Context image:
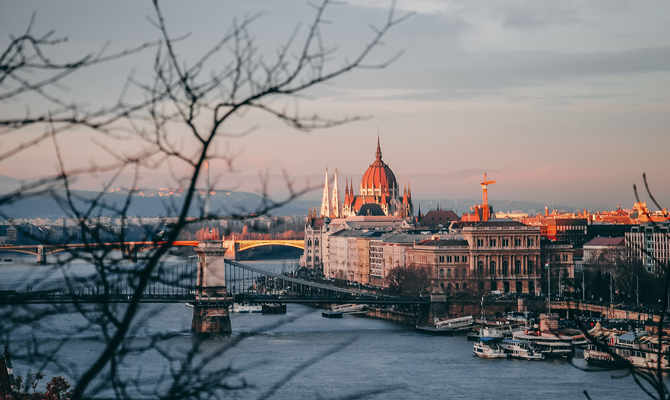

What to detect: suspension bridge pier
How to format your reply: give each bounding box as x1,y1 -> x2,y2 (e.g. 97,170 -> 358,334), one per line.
36,245 -> 46,264
417,293 -> 449,326
191,240 -> 232,334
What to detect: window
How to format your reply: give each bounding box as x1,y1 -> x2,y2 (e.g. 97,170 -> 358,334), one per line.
502,261 -> 509,276
491,282 -> 497,291
455,269 -> 459,277
514,238 -> 522,246
528,238 -> 534,247
562,254 -> 568,262
307,239 -> 312,246
462,256 -> 468,263
555,255 -> 560,262
439,268 -> 444,278
462,269 -> 467,277
478,282 -> 485,291
490,261 -> 496,275
447,269 -> 452,277
439,256 -> 445,263
528,261 -> 534,275
490,238 -> 497,247
446,256 -> 452,263
515,260 -> 521,275
454,256 -> 460,263
463,283 -> 467,291
315,239 -> 319,246
455,283 -> 460,290
477,261 -> 484,275
315,256 -> 319,262
477,238 -> 484,247
502,238 -> 509,247
307,256 -> 312,261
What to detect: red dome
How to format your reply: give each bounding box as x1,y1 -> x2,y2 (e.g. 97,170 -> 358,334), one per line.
361,138 -> 397,194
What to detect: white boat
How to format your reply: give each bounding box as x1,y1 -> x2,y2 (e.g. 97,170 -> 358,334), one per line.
473,337 -> 507,359
512,332 -> 574,357
501,339 -> 545,361
417,316 -> 474,336
232,302 -> 262,313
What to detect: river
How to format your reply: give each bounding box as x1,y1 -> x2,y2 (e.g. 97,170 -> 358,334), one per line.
0,256 -> 653,399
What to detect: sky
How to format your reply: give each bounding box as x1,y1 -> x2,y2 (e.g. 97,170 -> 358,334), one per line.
1,0 -> 669,211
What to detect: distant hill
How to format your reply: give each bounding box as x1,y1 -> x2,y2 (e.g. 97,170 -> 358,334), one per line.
0,189 -> 309,219
0,175 -> 575,219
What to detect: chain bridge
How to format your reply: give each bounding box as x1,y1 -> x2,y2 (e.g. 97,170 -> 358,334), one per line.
0,241 -> 199,263
0,239 -> 305,263
0,240 -> 438,334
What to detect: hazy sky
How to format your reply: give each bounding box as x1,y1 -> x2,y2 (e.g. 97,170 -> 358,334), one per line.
2,0 -> 669,211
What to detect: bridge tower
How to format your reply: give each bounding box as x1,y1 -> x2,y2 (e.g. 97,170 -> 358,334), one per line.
191,240 -> 232,334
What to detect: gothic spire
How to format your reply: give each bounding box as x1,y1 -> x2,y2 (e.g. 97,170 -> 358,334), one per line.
331,168 -> 342,218
375,133 -> 382,161
320,168 -> 330,218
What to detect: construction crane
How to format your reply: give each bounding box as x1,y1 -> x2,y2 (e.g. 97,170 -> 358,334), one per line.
481,173 -> 496,221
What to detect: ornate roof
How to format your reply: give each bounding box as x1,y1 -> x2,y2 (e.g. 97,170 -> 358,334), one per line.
361,137 -> 397,193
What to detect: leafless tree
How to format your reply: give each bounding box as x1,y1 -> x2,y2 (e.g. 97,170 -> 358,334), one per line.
0,1 -> 411,398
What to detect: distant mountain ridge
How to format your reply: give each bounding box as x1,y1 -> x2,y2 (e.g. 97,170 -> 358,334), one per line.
0,176 -> 577,219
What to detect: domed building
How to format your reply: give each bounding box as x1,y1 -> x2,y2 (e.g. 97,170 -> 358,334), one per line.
320,137 -> 413,218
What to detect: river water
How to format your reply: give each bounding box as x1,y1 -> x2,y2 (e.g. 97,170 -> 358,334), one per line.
0,255 -> 654,399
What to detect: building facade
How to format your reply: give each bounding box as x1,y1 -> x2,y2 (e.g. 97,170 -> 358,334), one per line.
626,222 -> 670,274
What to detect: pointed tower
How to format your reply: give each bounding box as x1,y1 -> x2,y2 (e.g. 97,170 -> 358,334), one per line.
331,168 -> 342,218
320,168 -> 330,218
407,181 -> 413,216
344,177 -> 350,207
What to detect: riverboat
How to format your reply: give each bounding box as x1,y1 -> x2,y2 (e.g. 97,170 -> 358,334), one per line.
473,337 -> 507,359
501,339 -> 545,361
322,310 -> 343,318
512,332 -> 574,357
416,316 -> 474,336
232,302 -> 262,313
583,343 -> 624,368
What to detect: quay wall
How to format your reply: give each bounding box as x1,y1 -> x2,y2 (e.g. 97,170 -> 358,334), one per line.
366,308 -> 418,326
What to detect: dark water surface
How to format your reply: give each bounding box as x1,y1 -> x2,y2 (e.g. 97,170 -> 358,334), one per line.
0,258 -> 652,399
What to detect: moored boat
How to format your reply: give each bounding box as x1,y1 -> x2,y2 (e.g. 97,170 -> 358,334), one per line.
501,339 -> 545,361
583,343 -> 625,368
473,337 -> 507,359
232,302 -> 262,313
512,332 -> 574,357
322,310 -> 343,318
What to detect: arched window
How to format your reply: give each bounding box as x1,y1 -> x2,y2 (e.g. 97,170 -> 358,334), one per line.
315,238 -> 319,246
462,269 -> 467,277
439,269 -> 444,278
477,261 -> 484,275
307,239 -> 312,246
463,283 -> 467,291
515,260 -> 521,275
455,283 -> 460,290
491,281 -> 497,291
502,261 -> 509,276
490,261 -> 496,275
528,261 -> 535,275
447,269 -> 452,277
455,269 -> 459,278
